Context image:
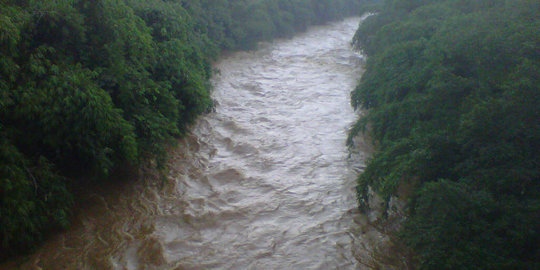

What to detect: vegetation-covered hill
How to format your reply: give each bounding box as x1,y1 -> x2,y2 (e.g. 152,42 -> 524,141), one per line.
0,0 -> 363,259
351,0 -> 539,268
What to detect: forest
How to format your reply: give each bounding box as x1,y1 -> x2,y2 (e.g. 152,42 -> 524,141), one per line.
351,0 -> 539,268
0,0 -> 363,259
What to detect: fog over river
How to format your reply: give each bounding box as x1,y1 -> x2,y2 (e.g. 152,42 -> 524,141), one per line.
3,16 -> 384,270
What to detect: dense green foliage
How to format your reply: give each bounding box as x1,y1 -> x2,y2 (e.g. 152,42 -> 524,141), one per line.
351,0 -> 539,268
0,0 -> 362,260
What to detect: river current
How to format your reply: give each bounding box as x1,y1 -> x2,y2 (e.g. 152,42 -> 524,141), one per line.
3,16 -> 383,270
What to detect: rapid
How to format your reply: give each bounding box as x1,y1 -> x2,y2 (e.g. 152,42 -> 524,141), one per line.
2,16 -> 384,270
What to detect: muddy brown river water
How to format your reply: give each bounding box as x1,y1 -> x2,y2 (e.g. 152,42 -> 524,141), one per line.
2,16 -> 388,270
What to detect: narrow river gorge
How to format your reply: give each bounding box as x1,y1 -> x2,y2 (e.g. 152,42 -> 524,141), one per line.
3,16 -> 386,270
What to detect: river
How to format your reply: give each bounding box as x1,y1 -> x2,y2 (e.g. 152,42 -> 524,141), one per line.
2,16 -> 383,270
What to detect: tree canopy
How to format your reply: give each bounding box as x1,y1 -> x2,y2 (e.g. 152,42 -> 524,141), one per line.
351,0 -> 539,268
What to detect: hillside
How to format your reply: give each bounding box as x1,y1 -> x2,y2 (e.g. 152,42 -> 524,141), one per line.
350,0 -> 539,268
